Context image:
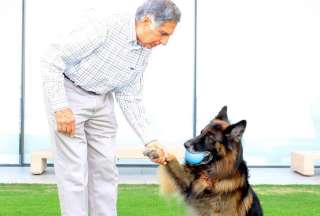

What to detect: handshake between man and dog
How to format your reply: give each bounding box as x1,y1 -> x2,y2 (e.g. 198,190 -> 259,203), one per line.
144,106 -> 263,216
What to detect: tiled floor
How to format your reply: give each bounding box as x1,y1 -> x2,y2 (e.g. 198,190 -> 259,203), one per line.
0,166 -> 319,184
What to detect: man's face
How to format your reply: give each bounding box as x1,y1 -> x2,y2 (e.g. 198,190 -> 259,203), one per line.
136,18 -> 177,49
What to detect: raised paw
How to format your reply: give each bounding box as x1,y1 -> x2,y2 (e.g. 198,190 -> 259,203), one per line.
143,148 -> 161,160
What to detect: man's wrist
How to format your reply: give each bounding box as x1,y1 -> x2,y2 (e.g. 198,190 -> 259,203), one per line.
144,139 -> 159,147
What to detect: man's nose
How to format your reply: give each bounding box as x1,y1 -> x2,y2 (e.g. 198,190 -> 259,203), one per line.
160,37 -> 169,45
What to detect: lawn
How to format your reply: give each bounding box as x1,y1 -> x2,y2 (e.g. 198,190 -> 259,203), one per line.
0,184 -> 319,215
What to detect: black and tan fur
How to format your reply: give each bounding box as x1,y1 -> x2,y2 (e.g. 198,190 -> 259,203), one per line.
147,106 -> 263,216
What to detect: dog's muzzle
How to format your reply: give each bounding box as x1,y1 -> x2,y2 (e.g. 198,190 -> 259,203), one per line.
184,150 -> 213,166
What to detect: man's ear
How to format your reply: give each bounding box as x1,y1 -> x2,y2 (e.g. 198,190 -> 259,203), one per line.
215,106 -> 228,122
225,120 -> 246,143
139,16 -> 152,26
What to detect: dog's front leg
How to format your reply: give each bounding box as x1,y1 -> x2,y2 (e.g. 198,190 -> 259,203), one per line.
144,148 -> 194,193
164,153 -> 194,194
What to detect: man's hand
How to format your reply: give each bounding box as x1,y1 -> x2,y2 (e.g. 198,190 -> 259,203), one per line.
143,140 -> 167,165
54,108 -> 75,137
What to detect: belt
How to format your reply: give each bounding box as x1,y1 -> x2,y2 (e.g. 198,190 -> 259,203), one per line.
63,73 -> 100,95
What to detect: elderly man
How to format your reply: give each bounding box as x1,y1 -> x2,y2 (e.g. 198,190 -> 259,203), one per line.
41,0 -> 181,215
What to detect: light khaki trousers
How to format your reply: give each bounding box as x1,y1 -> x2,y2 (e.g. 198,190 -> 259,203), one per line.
45,78 -> 118,216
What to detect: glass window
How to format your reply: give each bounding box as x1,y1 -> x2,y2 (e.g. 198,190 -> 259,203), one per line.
197,0 -> 320,165
24,0 -> 194,164
0,0 -> 22,164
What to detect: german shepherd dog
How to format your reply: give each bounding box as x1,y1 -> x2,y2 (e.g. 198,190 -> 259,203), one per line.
145,106 -> 263,216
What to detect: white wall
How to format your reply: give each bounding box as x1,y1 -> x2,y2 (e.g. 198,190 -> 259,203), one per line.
197,0 -> 320,165
24,0 -> 194,163
0,0 -> 22,164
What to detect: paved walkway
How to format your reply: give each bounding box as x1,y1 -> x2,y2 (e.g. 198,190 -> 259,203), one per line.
0,166 -> 319,184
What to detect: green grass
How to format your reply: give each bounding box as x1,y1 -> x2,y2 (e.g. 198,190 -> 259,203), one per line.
0,184 -> 319,215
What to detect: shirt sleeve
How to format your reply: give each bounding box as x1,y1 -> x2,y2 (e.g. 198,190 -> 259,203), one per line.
114,72 -> 157,145
41,15 -> 108,111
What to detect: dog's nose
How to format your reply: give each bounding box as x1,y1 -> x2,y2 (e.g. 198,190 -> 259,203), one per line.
184,141 -> 191,149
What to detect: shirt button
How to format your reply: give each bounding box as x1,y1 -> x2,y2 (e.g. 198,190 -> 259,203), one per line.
129,67 -> 135,70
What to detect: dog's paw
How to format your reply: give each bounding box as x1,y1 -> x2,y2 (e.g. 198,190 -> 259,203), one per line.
143,148 -> 161,160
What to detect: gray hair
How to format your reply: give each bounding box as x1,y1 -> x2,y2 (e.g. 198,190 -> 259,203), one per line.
135,0 -> 181,25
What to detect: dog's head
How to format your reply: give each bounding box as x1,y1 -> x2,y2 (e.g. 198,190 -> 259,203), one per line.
184,106 -> 246,174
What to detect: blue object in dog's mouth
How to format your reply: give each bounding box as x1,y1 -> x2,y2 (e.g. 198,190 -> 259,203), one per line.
184,150 -> 211,165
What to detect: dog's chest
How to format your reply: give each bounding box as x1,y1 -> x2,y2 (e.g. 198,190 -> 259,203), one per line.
187,194 -> 238,216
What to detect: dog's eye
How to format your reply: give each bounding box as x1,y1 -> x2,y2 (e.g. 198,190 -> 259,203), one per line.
212,124 -> 222,130
207,131 -> 215,137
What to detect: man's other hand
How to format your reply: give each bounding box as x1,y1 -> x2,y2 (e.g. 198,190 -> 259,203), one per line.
54,108 -> 75,137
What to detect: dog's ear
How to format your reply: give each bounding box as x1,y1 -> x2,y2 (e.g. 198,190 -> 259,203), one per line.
225,120 -> 246,143
215,106 -> 228,122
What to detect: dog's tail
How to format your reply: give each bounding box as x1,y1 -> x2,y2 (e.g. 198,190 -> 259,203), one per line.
158,165 -> 178,195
